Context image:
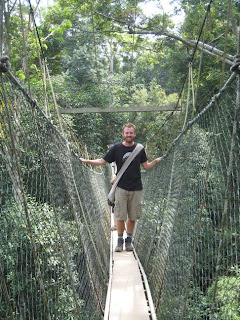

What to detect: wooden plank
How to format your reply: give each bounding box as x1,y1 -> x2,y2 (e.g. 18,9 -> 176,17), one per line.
109,258 -> 150,320
107,229 -> 150,320
59,105 -> 179,114
133,251 -> 157,320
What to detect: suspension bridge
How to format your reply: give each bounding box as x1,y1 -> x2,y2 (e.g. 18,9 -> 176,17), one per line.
1,52 -> 240,319
1,1 -> 240,320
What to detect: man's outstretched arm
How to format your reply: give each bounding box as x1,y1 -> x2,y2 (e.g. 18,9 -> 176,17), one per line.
79,158 -> 107,166
142,157 -> 162,171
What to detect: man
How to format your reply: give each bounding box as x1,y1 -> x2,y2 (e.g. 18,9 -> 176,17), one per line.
80,123 -> 162,252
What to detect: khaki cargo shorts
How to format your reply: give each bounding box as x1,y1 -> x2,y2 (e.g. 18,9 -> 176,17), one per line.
114,187 -> 142,221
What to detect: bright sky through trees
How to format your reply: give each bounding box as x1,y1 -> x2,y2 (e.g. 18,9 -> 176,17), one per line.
38,0 -> 184,25
139,0 -> 184,27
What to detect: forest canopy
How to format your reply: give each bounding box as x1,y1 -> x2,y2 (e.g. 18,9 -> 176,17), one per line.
1,0 -> 238,155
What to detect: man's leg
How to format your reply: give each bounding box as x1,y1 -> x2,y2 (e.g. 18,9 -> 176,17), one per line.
126,219 -> 135,233
115,220 -> 125,252
117,220 -> 125,234
125,190 -> 142,251
114,187 -> 128,252
125,219 -> 135,251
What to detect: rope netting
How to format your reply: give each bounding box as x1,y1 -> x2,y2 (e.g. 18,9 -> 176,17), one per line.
134,70 -> 240,319
0,71 -> 111,319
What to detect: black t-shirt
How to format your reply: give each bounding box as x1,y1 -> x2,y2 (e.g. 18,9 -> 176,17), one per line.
103,142 -> 147,191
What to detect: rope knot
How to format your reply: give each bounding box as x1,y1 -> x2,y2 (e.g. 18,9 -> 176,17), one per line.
0,56 -> 11,73
230,55 -> 240,74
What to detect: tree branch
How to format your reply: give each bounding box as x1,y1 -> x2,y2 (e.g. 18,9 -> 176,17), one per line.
129,29 -> 234,65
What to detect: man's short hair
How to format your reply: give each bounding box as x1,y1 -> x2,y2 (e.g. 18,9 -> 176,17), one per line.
122,123 -> 136,133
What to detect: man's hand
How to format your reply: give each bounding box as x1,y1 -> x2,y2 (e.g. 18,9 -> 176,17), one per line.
142,157 -> 162,170
79,158 -> 106,166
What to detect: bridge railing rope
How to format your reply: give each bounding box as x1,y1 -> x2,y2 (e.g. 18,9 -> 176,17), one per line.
0,69 -> 111,319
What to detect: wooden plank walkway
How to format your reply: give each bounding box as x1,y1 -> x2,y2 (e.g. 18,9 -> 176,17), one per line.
104,214 -> 156,320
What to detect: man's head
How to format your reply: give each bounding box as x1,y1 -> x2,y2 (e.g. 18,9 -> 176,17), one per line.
122,123 -> 136,145
122,123 -> 136,133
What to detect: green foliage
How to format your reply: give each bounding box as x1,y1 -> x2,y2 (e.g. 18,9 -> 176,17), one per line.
0,198 -> 83,319
206,270 -> 240,319
3,0 -> 237,160
146,13 -> 174,31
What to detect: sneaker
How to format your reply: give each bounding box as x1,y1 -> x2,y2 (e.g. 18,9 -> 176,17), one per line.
125,237 -> 133,251
115,238 -> 124,252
